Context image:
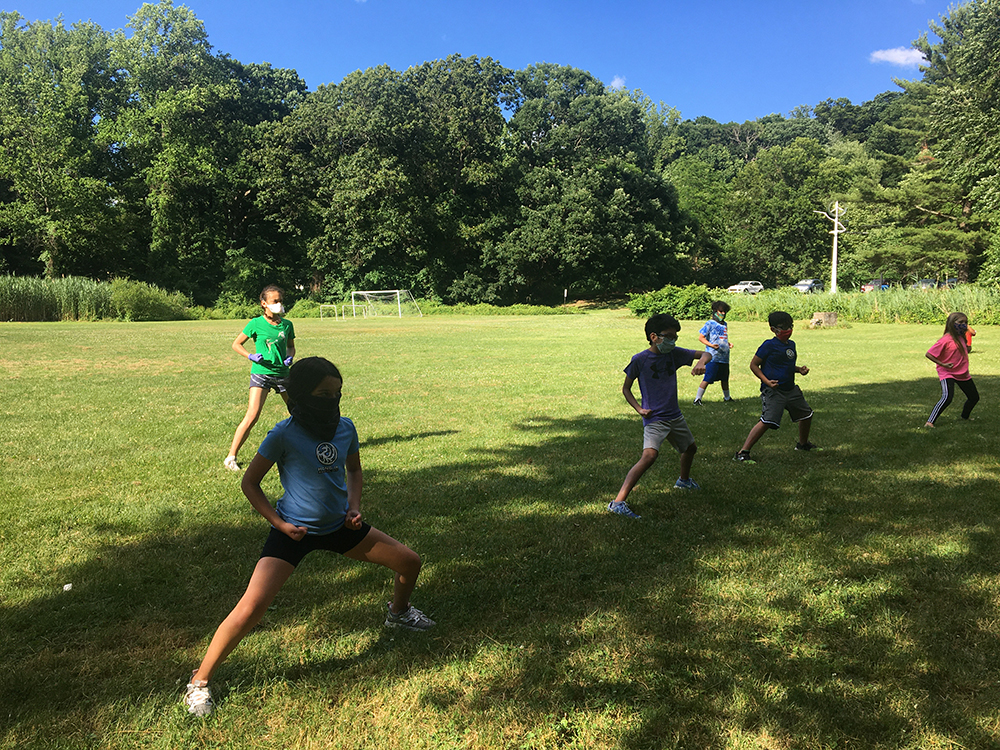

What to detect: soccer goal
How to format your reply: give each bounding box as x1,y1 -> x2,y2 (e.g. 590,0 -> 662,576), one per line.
349,290 -> 423,319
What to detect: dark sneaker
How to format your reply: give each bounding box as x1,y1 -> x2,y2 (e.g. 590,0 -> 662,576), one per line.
385,603 -> 435,631
693,399 -> 703,406
733,450 -> 756,464
607,501 -> 641,519
723,396 -> 734,402
795,441 -> 822,451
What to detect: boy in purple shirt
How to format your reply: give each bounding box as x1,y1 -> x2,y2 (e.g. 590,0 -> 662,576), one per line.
609,313 -> 711,520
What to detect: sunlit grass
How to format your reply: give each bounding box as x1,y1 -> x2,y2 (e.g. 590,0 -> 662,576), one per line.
2,312 -> 1000,748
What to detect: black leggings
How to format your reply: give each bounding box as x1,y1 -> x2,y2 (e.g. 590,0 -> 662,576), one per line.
927,378 -> 979,423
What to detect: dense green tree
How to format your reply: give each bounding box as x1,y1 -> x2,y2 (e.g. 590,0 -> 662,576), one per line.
722,138 -> 856,285
912,0 -> 1000,280
0,13 -> 121,277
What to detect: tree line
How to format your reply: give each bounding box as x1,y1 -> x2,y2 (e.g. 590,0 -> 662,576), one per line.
2,0 -> 998,306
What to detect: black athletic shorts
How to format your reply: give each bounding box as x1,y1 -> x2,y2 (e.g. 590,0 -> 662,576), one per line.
259,522 -> 372,567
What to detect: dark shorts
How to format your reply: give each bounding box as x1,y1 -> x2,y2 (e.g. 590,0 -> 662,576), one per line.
260,522 -> 372,567
249,372 -> 288,393
760,385 -> 812,429
703,360 -> 730,385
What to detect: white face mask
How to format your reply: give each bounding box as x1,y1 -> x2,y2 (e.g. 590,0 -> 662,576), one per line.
266,302 -> 285,315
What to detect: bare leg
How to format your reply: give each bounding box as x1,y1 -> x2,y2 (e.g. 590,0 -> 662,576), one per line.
741,421 -> 770,452
228,387 -> 268,459
614,448 -> 658,504
344,527 -> 422,614
797,416 -> 812,445
678,443 -> 697,481
192,556 -> 295,683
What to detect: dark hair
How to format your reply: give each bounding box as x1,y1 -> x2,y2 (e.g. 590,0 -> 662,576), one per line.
287,357 -> 342,405
768,311 -> 793,329
259,284 -> 283,302
645,313 -> 681,341
944,311 -> 969,353
711,300 -> 731,314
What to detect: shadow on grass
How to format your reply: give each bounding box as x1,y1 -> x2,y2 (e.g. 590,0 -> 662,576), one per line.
3,375 -> 1000,748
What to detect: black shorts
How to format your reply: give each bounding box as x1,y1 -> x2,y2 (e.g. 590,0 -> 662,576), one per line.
260,522 -> 372,567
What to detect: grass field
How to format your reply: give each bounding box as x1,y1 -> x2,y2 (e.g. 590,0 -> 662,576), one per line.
2,311 -> 1000,749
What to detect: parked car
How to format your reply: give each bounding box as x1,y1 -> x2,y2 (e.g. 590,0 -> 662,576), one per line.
793,279 -> 824,294
911,279 -> 938,290
727,280 -> 764,294
942,278 -> 960,288
861,279 -> 889,293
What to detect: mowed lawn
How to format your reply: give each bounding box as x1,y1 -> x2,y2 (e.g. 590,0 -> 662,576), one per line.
2,311 -> 1000,749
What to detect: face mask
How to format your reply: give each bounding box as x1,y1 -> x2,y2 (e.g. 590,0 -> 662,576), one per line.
290,394 -> 341,440
774,329 -> 793,343
956,323 -> 968,332
713,313 -> 726,322
656,339 -> 676,354
266,302 -> 285,315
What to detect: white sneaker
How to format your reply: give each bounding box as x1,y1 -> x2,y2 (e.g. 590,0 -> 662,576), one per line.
223,456 -> 241,472
183,675 -> 214,716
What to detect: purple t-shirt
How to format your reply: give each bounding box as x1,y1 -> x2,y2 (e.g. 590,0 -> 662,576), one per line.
624,347 -> 699,425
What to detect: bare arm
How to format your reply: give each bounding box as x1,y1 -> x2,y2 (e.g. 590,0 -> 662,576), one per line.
622,375 -> 651,418
698,333 -> 716,349
241,453 -> 307,540
749,355 -> 779,388
232,332 -> 252,359
343,452 -> 363,530
691,351 -> 712,376
926,352 -> 953,369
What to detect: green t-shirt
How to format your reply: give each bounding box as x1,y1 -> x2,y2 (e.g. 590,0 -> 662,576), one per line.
242,316 -> 295,376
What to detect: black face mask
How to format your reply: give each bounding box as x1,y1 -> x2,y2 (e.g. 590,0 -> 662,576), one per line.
289,394 -> 341,441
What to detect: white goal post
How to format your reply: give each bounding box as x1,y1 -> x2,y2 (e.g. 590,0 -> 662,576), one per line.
348,290 -> 423,319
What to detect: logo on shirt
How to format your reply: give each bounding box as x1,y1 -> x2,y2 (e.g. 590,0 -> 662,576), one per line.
316,442 -> 338,466
785,348 -> 795,359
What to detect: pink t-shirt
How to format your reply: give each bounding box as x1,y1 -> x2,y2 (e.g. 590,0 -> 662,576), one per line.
927,334 -> 970,381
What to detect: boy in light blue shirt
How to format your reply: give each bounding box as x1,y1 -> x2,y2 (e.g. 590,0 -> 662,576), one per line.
694,300 -> 733,405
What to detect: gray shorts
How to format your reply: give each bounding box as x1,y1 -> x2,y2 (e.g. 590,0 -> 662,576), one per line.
249,372 -> 288,393
643,417 -> 695,453
760,385 -> 812,429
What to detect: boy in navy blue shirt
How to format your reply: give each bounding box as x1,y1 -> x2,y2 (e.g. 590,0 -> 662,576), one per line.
734,311 -> 818,464
609,313 -> 711,519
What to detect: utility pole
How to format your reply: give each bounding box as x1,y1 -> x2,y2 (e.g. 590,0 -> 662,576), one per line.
814,202 -> 846,293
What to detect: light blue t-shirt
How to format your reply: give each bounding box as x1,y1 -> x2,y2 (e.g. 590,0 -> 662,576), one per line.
699,319 -> 730,363
257,416 -> 360,534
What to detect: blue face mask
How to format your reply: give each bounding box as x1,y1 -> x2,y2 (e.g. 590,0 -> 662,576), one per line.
656,339 -> 676,354
956,323 -> 968,332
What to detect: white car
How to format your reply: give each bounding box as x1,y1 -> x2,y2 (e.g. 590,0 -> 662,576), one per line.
727,280 -> 764,294
793,279 -> 824,294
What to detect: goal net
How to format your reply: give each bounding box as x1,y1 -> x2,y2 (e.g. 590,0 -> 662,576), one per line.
348,290 -> 423,319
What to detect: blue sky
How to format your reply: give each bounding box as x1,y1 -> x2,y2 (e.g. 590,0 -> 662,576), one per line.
7,0 -> 954,122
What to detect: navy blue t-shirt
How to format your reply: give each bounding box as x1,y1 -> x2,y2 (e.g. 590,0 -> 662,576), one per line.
755,337 -> 797,391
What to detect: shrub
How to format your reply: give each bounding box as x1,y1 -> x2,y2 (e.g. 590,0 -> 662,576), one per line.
285,299 -> 322,318
418,299 -> 579,316
109,279 -> 190,321
626,284 -> 715,320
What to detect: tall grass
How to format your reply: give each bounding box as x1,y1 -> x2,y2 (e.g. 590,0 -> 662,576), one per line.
0,276 -> 190,322
632,284 -> 1000,325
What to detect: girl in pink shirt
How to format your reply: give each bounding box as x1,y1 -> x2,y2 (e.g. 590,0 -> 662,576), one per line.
925,312 -> 979,426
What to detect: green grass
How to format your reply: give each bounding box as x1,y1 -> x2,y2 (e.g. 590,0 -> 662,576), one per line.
2,312 -> 1000,749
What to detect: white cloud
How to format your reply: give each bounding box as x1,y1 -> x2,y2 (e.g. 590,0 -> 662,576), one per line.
610,75 -> 626,90
870,47 -> 927,66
